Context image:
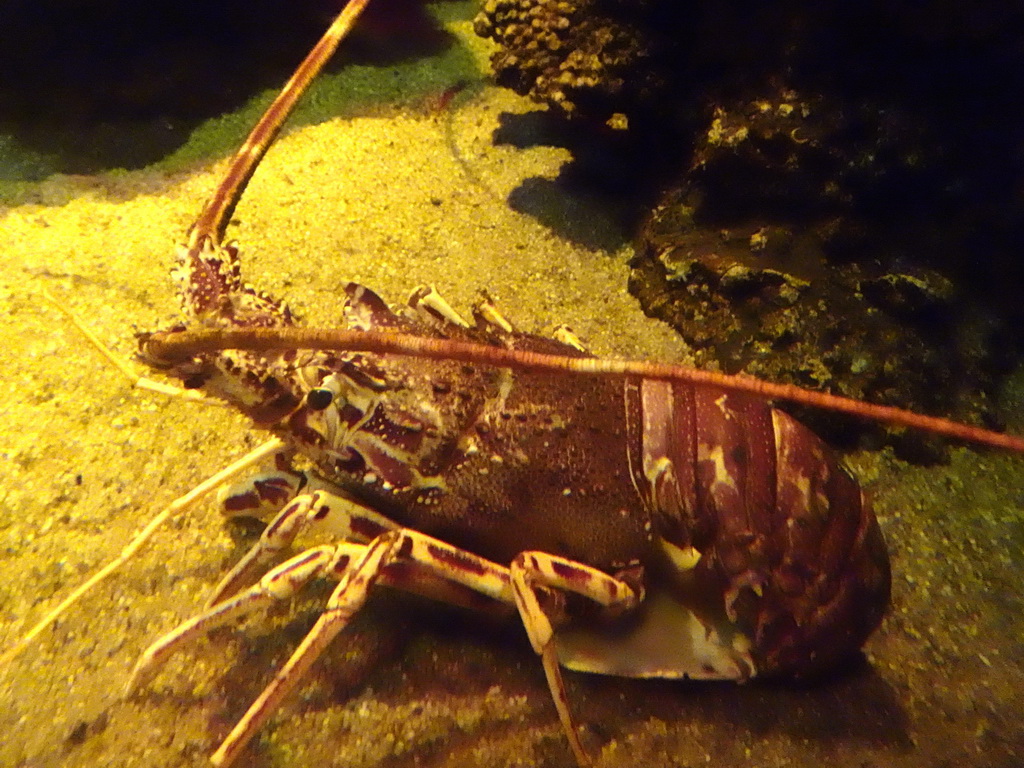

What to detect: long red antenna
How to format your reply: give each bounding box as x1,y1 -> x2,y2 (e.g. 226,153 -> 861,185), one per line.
142,326 -> 1024,454
189,0 -> 373,251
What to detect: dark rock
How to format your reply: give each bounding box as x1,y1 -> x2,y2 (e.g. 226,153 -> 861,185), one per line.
477,0 -> 1024,446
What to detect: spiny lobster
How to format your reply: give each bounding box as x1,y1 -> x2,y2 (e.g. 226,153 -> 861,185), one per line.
7,2 -> 1024,767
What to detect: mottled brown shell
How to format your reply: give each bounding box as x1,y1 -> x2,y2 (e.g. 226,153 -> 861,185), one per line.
750,408 -> 890,676
684,392 -> 890,677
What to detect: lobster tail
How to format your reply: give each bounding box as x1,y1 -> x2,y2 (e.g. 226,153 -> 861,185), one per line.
637,382 -> 891,678
752,409 -> 890,676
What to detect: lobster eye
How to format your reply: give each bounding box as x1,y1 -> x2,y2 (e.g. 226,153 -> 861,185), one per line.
307,387 -> 334,411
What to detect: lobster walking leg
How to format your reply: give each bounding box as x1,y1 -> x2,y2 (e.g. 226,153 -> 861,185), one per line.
210,532 -> 404,767
209,527 -> 561,766
132,506 -> 652,768
128,533 -> 515,697
126,544 -> 357,692
510,552 -> 645,766
206,489 -> 402,606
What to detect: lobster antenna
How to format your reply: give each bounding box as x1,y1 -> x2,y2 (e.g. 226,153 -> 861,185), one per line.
144,325 -> 1024,455
0,437 -> 286,669
42,290 -> 224,404
189,0 -> 373,251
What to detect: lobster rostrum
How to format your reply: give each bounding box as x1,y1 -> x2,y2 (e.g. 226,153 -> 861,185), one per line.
10,1 -> 1024,766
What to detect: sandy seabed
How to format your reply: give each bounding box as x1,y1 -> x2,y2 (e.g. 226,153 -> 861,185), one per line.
1,4 -> 1023,767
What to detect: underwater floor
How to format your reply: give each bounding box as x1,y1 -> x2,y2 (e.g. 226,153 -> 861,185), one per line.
1,4 -> 1022,767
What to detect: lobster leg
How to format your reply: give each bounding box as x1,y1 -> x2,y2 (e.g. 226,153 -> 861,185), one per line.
206,488 -> 402,606
510,552 -> 645,766
205,529 -> 515,767
126,544 -> 358,693
216,464 -> 307,520
131,519 -> 648,766
127,537 -> 518,699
